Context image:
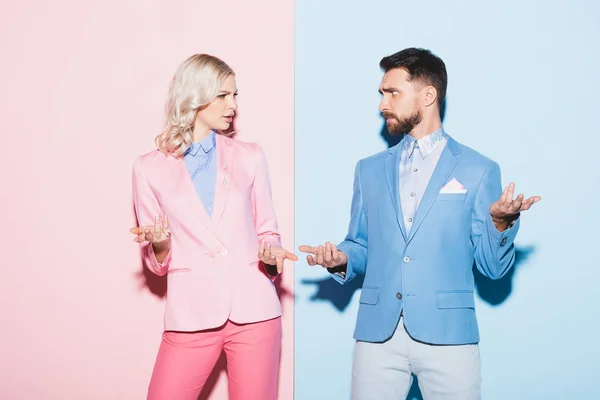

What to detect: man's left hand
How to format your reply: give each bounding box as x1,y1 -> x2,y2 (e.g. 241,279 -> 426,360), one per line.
490,182 -> 541,231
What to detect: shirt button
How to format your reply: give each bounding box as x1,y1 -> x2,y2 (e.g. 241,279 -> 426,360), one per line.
403,256 -> 410,263
396,293 -> 403,300
413,168 -> 418,172
410,192 -> 415,197
221,248 -> 228,256
408,218 -> 413,222
500,237 -> 507,246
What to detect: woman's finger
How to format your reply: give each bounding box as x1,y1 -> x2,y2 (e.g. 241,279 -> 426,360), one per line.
163,215 -> 170,237
276,255 -> 284,274
154,216 -> 161,239
144,229 -> 154,242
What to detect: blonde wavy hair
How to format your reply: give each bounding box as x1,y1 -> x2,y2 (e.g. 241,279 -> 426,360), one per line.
156,54 -> 235,157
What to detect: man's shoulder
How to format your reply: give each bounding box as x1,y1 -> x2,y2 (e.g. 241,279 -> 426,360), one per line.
453,138 -> 499,171
357,147 -> 392,167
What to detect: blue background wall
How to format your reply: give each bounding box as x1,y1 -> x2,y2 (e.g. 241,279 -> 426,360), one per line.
295,1 -> 600,398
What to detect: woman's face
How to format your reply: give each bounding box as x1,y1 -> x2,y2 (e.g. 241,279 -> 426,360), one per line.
194,74 -> 238,137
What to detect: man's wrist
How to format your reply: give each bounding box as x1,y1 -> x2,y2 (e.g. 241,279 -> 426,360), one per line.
491,214 -> 519,232
327,264 -> 347,274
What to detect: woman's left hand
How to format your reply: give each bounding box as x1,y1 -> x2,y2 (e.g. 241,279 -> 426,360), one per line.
258,241 -> 299,274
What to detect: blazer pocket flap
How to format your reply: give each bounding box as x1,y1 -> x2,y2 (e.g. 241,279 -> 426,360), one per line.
436,291 -> 475,309
359,287 -> 379,305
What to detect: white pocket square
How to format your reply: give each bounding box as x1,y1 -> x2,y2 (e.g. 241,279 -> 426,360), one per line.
439,178 -> 467,194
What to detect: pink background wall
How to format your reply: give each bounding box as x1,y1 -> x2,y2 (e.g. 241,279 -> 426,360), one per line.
0,1 -> 294,399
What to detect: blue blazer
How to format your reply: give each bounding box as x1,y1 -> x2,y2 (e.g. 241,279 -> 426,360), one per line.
335,135 -> 519,345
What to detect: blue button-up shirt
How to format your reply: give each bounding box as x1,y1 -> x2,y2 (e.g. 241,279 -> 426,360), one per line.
184,131 -> 218,216
399,128 -> 447,233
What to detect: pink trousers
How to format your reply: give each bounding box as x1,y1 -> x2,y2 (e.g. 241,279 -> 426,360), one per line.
147,317 -> 281,400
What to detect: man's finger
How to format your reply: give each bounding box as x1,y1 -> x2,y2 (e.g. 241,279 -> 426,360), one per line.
520,199 -> 533,211
324,242 -> 332,265
276,256 -> 284,274
307,255 -> 316,266
520,196 -> 538,211
316,246 -> 324,265
505,183 -> 515,205
285,251 -> 299,261
258,241 -> 265,258
500,185 -> 510,204
298,245 -> 317,254
163,215 -> 169,233
509,194 -> 524,213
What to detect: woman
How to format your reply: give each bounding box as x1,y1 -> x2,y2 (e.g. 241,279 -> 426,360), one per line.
130,54 -> 297,400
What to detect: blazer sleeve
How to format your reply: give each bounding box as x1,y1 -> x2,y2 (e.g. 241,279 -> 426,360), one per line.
132,156 -> 172,276
333,160 -> 368,284
471,161 -> 520,279
250,144 -> 282,279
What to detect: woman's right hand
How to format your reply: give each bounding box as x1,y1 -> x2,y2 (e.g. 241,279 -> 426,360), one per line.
130,215 -> 171,250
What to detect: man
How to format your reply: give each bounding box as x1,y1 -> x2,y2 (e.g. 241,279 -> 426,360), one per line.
299,48 -> 540,399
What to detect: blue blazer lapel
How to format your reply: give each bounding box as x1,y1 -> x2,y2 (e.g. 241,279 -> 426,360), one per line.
385,143 -> 408,241
407,136 -> 462,243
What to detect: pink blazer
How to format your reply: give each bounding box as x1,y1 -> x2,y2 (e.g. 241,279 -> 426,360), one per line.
132,134 -> 282,332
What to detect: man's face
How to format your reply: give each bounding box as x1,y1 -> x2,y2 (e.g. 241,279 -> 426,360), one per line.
378,68 -> 423,135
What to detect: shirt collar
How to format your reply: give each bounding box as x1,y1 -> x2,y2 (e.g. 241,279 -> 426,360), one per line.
403,128 -> 446,159
186,131 -> 216,157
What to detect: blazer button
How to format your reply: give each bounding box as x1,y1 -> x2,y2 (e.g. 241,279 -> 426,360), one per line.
221,248 -> 228,256
396,293 -> 403,300
403,256 -> 410,263
500,237 -> 507,246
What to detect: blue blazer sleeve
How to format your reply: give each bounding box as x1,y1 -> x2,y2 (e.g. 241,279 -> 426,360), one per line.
334,161 -> 368,284
471,161 -> 520,279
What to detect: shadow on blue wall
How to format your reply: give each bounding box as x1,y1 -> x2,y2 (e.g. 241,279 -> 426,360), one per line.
302,274 -> 364,312
474,245 -> 535,306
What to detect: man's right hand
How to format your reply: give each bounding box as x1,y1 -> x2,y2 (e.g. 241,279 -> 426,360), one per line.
298,242 -> 348,269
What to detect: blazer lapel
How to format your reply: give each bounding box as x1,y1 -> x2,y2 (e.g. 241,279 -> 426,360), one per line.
169,155 -> 218,237
385,143 -> 408,241
211,134 -> 233,227
407,136 -> 461,243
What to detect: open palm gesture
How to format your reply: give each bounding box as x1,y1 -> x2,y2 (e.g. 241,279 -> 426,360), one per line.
130,215 -> 171,245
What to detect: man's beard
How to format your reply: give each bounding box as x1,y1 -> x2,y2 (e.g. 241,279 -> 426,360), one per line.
383,111 -> 422,136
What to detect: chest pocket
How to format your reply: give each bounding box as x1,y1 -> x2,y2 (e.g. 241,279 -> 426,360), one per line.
437,192 -> 467,202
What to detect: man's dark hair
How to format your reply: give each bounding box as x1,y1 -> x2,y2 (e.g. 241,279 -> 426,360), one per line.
380,48 -> 447,107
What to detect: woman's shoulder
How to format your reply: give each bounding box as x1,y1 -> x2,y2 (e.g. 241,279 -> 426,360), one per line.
133,148 -> 173,172
219,134 -> 264,155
